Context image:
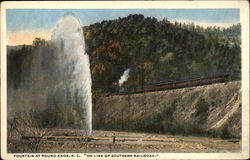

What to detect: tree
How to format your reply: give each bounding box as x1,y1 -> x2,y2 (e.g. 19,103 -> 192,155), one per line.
32,37 -> 45,47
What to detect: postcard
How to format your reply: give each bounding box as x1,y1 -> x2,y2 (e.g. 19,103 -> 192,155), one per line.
1,1 -> 249,159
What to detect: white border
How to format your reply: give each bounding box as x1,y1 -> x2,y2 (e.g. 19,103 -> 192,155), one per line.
1,1 -> 249,159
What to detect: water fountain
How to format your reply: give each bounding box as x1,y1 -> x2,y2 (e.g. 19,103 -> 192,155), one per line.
52,13 -> 92,136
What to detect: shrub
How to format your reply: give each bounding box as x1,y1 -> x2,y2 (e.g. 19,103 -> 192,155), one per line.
192,98 -> 209,123
7,109 -> 47,152
220,124 -> 232,139
194,98 -> 209,116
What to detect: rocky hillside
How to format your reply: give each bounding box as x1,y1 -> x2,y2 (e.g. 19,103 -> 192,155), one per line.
93,81 -> 241,139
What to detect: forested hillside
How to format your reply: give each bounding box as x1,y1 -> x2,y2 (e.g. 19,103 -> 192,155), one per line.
83,14 -> 241,97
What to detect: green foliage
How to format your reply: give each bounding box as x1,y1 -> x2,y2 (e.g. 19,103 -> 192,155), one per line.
220,124 -> 232,139
8,42 -> 87,129
7,43 -> 56,89
192,98 -> 210,123
38,104 -> 85,129
8,14 -> 241,95
33,37 -> 46,47
84,14 -> 241,94
194,99 -> 209,116
7,45 -> 32,88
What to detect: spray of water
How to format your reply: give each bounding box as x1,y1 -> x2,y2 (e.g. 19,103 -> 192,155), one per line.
52,13 -> 92,135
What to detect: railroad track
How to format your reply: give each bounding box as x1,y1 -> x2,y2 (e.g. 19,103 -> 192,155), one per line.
133,75 -> 230,93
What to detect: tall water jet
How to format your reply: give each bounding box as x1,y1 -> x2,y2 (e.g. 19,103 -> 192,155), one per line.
52,13 -> 92,135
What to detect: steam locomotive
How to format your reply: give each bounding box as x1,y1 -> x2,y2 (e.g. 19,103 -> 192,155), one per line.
133,75 -> 229,93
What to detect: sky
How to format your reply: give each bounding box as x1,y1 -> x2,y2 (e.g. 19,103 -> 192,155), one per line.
6,9 -> 240,46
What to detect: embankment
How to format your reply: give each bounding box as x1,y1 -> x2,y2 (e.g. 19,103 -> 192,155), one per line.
93,81 -> 241,138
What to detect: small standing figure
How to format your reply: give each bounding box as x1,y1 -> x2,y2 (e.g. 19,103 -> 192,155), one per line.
112,133 -> 116,143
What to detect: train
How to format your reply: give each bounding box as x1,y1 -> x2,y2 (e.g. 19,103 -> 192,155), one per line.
133,75 -> 229,93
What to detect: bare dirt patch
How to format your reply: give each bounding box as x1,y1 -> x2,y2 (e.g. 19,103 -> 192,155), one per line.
8,129 -> 241,153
